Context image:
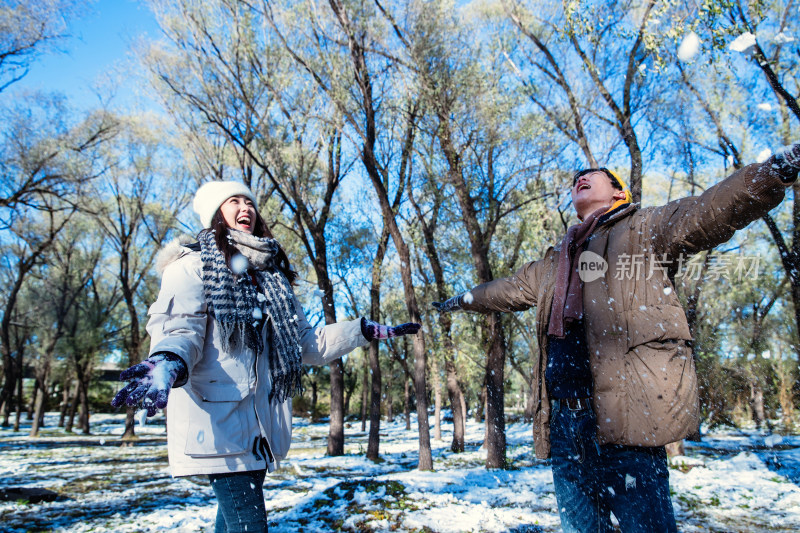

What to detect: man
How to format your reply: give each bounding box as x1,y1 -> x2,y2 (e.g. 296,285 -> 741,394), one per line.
433,144 -> 800,532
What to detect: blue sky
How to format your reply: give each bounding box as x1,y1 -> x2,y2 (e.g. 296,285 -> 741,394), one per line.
14,0 -> 161,110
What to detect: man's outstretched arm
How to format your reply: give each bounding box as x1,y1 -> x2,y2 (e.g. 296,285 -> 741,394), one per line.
651,143 -> 800,258
432,253 -> 552,315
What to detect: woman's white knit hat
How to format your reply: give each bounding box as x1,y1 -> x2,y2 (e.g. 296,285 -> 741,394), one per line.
193,181 -> 257,228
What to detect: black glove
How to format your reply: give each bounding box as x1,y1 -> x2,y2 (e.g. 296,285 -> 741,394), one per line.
772,143 -> 800,183
432,294 -> 465,313
111,352 -> 188,416
361,317 -> 421,341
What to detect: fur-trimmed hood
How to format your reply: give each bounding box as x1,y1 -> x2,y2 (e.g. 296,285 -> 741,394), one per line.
155,235 -> 198,275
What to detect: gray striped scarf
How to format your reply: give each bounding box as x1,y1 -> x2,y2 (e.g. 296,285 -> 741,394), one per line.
198,229 -> 302,403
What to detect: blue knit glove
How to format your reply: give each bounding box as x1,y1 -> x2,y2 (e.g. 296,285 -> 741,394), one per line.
111,352 -> 188,416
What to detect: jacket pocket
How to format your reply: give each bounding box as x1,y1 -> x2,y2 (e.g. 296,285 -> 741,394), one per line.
183,384 -> 249,457
147,296 -> 174,316
622,304 -> 692,349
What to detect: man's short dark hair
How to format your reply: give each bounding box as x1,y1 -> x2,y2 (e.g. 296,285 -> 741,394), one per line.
572,168 -> 624,191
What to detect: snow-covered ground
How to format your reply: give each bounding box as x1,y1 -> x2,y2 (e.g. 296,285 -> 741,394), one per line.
1,412 -> 799,532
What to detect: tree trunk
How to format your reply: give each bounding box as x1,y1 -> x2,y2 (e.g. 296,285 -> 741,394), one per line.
318,267 -> 344,456
484,391 -> 490,447
366,226 -> 389,461
436,121 -> 506,468
328,358 -> 345,452
749,380 -> 767,430
30,367 -> 51,437
65,381 -> 79,433
433,356 -> 442,441
58,378 -> 71,427
366,339 -> 382,460
484,313 -> 507,467
120,250 -> 142,441
407,183 -> 467,452
331,8 -> 431,466
446,358 -> 466,452
0,358 -> 15,427
360,350 -> 368,432
386,360 -> 394,423
344,369 -> 355,418
524,372 -> 535,423
311,379 -> 318,419
78,380 -> 90,434
14,365 -> 23,431
476,387 -> 485,423
404,375 -> 411,431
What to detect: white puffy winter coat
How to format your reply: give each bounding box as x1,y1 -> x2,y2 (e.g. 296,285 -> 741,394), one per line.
146,243 -> 368,477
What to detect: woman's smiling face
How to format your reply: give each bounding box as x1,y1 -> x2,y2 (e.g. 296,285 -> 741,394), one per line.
219,195 -> 257,233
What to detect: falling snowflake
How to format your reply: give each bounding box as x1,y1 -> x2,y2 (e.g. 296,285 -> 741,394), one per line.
230,253 -> 249,274
677,32 -> 701,61
729,32 -> 757,54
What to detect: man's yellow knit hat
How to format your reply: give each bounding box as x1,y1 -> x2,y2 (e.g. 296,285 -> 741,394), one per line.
605,169 -> 633,204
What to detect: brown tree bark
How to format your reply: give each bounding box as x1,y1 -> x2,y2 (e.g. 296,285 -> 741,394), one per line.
65,381 -> 79,433
1,211 -> 70,426
435,123 -> 508,468
386,358 -> 394,423
29,369 -> 50,437
366,226 -> 390,461
58,378 -> 71,428
407,180 -> 467,452
432,355 -> 442,442
264,0 -> 432,469
360,350 -> 369,432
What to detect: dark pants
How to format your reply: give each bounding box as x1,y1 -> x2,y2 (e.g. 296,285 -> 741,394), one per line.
549,400 -> 677,533
208,470 -> 268,533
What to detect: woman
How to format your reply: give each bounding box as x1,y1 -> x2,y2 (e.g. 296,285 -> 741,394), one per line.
112,181 -> 420,532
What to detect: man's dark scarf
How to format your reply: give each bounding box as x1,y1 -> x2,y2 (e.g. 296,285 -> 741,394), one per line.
198,229 -> 301,403
548,203 -> 633,338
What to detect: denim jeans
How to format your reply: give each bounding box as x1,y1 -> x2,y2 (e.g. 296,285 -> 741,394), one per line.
549,400 -> 677,533
208,470 -> 268,533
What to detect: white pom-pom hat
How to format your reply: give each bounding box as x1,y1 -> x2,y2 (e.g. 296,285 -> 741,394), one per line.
193,181 -> 257,228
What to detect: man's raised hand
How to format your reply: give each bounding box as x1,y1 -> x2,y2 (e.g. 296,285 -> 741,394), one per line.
432,294 -> 465,313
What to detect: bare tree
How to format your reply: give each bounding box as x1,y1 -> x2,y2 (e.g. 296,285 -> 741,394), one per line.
90,116 -> 187,439
0,0 -> 86,93
0,200 -> 74,425
27,218 -> 100,436
261,0 -> 434,468
388,1 -> 549,467
0,97 -> 109,424
0,96 -> 115,214
406,162 -> 467,452
146,0 -> 360,455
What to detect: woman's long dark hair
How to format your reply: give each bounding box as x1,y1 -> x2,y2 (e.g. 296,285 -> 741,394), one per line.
207,207 -> 298,285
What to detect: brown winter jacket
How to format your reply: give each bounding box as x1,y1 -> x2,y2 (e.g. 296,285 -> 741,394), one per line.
461,162 -> 792,459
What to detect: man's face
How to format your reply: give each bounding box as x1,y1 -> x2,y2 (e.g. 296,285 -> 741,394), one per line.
571,171 -> 623,217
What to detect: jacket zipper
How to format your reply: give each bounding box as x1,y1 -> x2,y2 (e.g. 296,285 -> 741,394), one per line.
250,273 -> 275,465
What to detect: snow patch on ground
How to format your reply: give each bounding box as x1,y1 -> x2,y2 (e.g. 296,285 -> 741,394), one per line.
1,413 -> 799,532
